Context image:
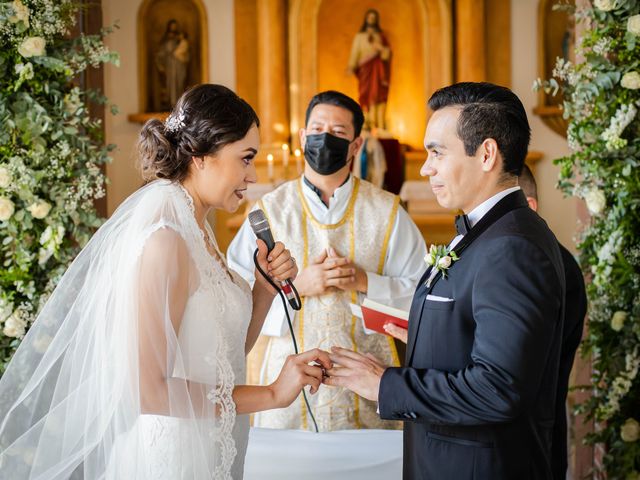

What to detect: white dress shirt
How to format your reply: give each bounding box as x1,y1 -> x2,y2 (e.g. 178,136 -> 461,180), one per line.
424,186 -> 522,288
449,186 -> 521,250
227,175 -> 427,336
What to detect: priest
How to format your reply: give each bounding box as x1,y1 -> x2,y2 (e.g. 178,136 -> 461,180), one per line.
227,90 -> 426,431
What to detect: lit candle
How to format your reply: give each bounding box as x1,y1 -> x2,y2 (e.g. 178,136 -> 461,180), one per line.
294,148 -> 302,174
281,143 -> 289,168
267,153 -> 274,181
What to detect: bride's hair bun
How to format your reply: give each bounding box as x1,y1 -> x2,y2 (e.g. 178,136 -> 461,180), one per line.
138,119 -> 186,181
137,84 -> 260,182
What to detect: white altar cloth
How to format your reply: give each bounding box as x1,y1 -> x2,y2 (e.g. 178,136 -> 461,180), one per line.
244,427 -> 403,479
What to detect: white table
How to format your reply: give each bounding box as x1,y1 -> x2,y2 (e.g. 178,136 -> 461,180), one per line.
244,427 -> 403,479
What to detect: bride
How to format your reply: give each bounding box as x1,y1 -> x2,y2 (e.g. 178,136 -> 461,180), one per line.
0,84 -> 330,479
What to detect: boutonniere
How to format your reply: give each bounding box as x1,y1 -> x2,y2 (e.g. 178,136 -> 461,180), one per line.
424,244 -> 459,287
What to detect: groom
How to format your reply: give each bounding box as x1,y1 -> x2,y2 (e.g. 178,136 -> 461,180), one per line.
325,82 -> 566,479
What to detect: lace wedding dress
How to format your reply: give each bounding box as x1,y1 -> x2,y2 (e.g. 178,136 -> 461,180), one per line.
0,181 -> 252,479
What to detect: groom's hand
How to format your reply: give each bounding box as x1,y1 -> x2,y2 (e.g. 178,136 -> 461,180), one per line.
269,348 -> 332,408
383,323 -> 408,343
324,347 -> 387,402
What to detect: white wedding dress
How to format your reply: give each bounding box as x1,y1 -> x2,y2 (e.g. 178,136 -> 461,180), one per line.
0,181 -> 252,479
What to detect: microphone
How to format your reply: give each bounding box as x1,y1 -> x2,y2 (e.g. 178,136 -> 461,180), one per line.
248,209 -> 300,310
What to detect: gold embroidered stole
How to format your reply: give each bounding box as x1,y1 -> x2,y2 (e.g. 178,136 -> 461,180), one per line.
255,177 -> 401,431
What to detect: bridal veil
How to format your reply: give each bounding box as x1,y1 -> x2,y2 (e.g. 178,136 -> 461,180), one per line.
0,180 -> 234,478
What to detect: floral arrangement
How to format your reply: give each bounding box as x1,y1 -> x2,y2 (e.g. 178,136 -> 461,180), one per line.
424,244 -> 459,286
0,0 -> 118,373
535,0 -> 640,476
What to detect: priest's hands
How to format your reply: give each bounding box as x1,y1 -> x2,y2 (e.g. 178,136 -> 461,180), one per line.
323,347 -> 387,402
268,348 -> 332,409
294,248 -> 368,296
254,239 -> 298,296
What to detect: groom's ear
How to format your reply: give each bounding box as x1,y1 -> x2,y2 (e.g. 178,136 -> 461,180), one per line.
479,138 -> 500,174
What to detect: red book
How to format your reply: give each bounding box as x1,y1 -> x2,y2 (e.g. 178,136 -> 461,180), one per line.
355,299 -> 409,336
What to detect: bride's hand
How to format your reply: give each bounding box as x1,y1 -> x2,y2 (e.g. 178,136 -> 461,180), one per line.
254,239 -> 298,295
268,348 -> 332,408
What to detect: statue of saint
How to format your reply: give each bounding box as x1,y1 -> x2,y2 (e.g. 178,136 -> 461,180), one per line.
348,9 -> 391,130
154,19 -> 190,110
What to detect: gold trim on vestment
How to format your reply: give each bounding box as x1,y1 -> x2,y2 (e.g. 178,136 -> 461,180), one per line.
300,207 -> 309,430
377,196 -> 400,274
378,196 -> 402,368
296,177 -> 361,230
348,209 -> 362,428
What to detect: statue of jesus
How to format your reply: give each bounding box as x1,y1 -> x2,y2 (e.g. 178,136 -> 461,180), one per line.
348,9 -> 391,130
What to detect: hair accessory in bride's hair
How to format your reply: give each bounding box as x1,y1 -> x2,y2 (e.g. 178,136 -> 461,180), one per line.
165,109 -> 186,133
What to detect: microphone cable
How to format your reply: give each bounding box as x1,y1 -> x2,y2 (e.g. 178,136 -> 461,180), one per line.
252,249 -> 320,433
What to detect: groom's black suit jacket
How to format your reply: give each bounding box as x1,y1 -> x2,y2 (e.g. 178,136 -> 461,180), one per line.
379,191 -> 566,480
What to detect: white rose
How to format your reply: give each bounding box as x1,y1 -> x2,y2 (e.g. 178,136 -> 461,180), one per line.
438,255 -> 452,269
621,418 -> 640,442
3,315 -> 25,339
9,0 -> 29,26
621,71 -> 640,90
18,37 -> 46,58
27,200 -> 51,219
628,14 -> 640,35
424,253 -> 435,266
585,188 -> 606,215
594,0 -> 616,11
0,197 -> 15,221
611,311 -> 627,331
0,166 -> 11,189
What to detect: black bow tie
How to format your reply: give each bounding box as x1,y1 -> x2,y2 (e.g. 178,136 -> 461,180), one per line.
454,214 -> 471,236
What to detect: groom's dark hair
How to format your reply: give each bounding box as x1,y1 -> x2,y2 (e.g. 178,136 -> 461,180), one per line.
428,82 -> 531,177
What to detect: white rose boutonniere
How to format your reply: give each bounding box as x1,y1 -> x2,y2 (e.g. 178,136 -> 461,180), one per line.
424,244 -> 459,286
621,418 -> 640,442
18,36 -> 46,58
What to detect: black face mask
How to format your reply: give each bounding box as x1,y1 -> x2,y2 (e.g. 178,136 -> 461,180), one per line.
304,133 -> 351,175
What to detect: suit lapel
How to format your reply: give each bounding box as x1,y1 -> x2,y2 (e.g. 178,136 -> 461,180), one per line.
405,190 -> 529,364
423,190 -> 529,294
405,267 -> 432,362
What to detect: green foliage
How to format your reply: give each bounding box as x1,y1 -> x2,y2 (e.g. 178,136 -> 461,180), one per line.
0,0 -> 118,374
536,1 -> 640,477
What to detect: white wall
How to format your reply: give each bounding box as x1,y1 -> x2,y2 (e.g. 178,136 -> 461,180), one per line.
511,0 -> 579,250
102,0 -> 236,214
